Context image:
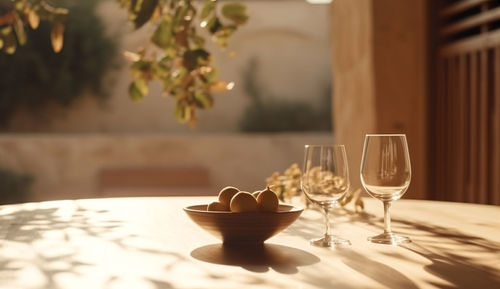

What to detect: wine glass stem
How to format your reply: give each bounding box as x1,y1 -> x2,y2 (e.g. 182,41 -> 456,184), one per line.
322,205 -> 332,237
383,201 -> 392,234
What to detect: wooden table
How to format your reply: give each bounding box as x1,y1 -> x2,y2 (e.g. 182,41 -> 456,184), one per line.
0,197 -> 498,289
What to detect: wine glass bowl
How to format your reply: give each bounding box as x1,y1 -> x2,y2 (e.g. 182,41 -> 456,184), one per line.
360,134 -> 412,245
301,145 -> 351,247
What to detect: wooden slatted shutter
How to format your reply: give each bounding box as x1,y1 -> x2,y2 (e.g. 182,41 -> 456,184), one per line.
433,0 -> 500,204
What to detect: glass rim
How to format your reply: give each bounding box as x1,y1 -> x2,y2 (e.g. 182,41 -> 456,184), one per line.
304,144 -> 345,148
365,134 -> 406,137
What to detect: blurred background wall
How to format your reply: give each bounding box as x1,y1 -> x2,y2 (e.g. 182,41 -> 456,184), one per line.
5,0 -> 332,133
1,0 -> 498,205
0,0 -> 334,203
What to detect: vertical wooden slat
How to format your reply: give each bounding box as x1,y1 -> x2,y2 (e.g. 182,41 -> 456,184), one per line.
469,52 -> 478,203
493,48 -> 500,205
432,58 -> 446,200
457,55 -> 467,202
440,58 -> 448,201
447,58 -> 454,201
436,58 -> 446,201
478,50 -> 489,204
451,57 -> 460,201
446,57 -> 454,201
435,58 -> 442,200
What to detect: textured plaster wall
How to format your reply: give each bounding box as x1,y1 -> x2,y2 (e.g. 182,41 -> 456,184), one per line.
331,0 -> 428,199
0,133 -> 333,201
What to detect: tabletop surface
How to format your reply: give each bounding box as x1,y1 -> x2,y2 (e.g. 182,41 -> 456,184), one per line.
0,196 -> 498,289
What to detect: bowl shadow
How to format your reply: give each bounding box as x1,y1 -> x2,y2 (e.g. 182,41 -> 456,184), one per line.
191,243 -> 320,274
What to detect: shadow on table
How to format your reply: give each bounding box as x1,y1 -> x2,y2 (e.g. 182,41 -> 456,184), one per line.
293,207 -> 500,288
336,248 -> 420,289
0,204 -> 183,289
353,212 -> 500,288
191,243 -> 320,274
399,242 -> 500,289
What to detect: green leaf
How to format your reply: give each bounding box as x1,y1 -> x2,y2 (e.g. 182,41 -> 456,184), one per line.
206,67 -> 218,82
201,0 -> 216,20
189,33 -> 205,48
130,59 -> 153,79
170,67 -> 188,88
172,4 -> 188,32
151,16 -> 173,49
50,23 -> 64,53
221,3 -> 248,25
152,62 -> 169,79
1,27 -> 13,36
215,26 -> 236,47
129,83 -> 143,102
183,49 -> 210,71
133,0 -> 158,29
2,30 -> 17,55
135,78 -> 149,95
206,16 -> 221,34
13,17 -> 26,46
175,102 -> 185,121
194,91 -> 214,109
129,79 -> 149,101
175,101 -> 190,123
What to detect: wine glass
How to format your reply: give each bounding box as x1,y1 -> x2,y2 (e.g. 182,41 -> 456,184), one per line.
360,134 -> 411,245
301,145 -> 351,247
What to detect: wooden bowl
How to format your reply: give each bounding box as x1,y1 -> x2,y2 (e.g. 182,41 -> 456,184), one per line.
183,204 -> 303,244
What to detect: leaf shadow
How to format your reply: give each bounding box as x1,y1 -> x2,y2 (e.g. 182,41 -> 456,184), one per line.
286,206 -> 500,288
0,203 -> 186,289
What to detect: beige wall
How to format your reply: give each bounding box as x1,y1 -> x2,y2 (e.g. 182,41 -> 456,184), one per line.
331,0 -> 376,192
331,0 -> 428,199
7,1 -> 331,133
372,0 -> 428,200
0,133 -> 333,202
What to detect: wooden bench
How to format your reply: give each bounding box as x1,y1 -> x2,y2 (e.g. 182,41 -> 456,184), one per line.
98,166 -> 214,197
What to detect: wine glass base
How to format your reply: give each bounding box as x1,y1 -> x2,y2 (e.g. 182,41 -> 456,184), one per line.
368,232 -> 411,245
310,235 -> 351,247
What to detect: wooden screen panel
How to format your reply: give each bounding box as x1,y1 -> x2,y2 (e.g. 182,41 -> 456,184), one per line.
449,57 -> 459,201
468,52 -> 479,203
436,59 -> 447,201
493,48 -> 500,204
457,55 -> 467,202
435,0 -> 500,204
447,58 -> 455,201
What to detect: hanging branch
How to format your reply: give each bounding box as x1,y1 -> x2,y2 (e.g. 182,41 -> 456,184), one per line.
0,0 -> 68,54
1,0 -> 248,126
120,0 -> 248,126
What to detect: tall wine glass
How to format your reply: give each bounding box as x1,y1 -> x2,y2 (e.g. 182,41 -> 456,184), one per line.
301,145 -> 351,247
360,134 -> 411,245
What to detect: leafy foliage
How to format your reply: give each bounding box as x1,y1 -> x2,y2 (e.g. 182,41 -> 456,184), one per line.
0,167 -> 33,204
1,0 -> 247,127
120,0 -> 248,126
0,0 -> 68,54
239,58 -> 332,132
0,0 -> 117,125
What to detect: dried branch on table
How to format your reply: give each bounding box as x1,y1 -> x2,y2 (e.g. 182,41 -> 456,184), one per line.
266,163 -> 364,212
